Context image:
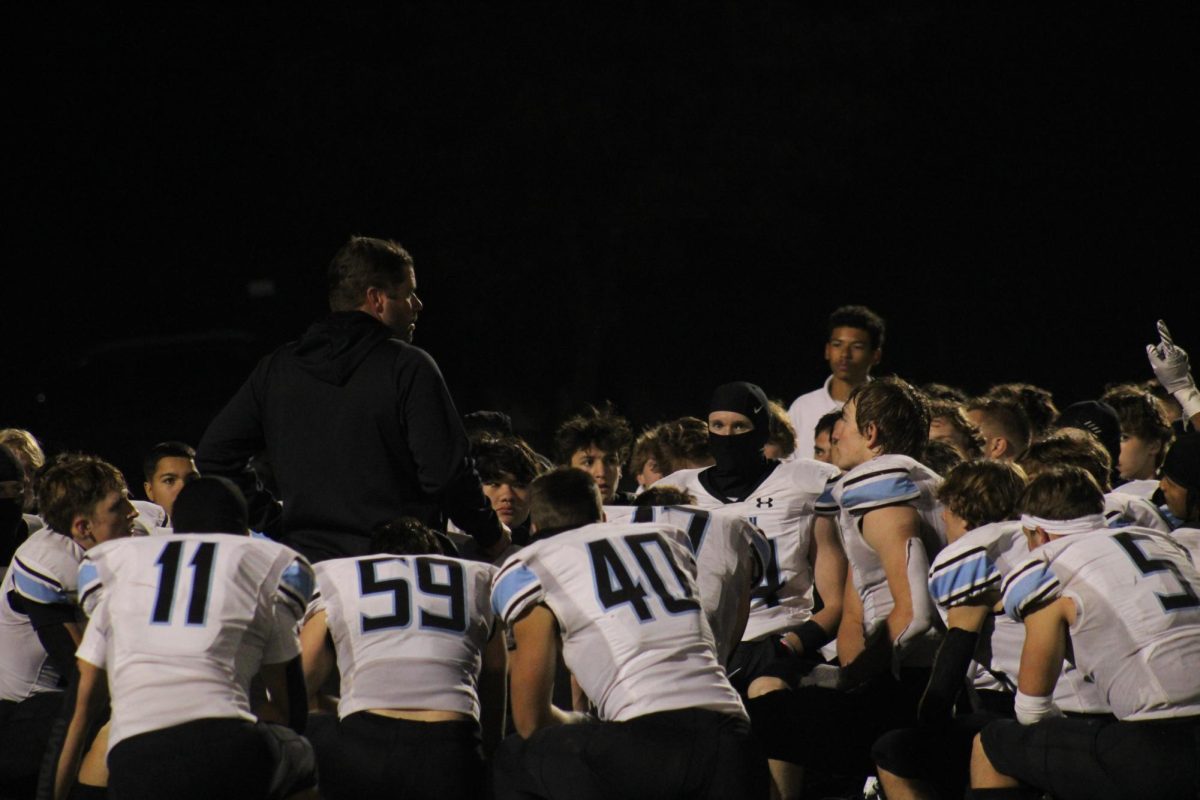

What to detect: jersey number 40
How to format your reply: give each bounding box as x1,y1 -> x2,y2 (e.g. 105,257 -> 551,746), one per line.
588,534 -> 700,622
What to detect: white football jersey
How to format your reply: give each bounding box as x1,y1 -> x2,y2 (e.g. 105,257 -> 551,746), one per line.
0,529 -> 83,701
603,505 -> 770,664
817,454 -> 946,665
1173,527 -> 1200,564
492,522 -> 746,723
131,500 -> 171,536
927,522 -> 1108,713
656,459 -> 839,641
1003,527 -> 1200,720
1104,491 -> 1173,533
310,554 -> 496,720
75,534 -> 313,749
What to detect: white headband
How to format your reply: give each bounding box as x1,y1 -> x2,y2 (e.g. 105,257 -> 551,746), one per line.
1020,513 -> 1107,537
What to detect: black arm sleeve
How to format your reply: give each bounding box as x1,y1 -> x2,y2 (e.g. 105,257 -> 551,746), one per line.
285,656 -> 307,734
917,626 -> 979,728
26,601 -> 79,680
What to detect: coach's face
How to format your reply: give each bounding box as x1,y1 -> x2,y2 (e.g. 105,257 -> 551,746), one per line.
377,267 -> 423,342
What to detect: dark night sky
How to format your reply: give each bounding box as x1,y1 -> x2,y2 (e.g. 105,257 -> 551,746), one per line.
6,4 -> 1197,481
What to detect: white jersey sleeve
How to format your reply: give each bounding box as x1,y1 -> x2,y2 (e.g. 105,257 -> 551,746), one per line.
1002,528 -> 1200,720
314,555 -> 496,720
493,522 -> 746,723
75,595 -> 110,670
1104,492 -> 1174,533
0,530 -> 85,701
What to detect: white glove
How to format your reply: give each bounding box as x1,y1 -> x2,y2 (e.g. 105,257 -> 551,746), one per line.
1147,320 -> 1200,423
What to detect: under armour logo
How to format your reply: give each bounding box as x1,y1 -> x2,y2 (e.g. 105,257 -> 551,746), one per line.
755,498 -> 774,508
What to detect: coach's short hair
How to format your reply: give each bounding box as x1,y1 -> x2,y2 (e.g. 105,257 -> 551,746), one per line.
328,236 -> 415,312
554,404 -> 633,465
849,376 -> 930,460
529,468 -> 603,533
829,305 -> 886,350
1020,465 -> 1105,521
37,454 -> 127,536
1016,432 -> 1112,493
142,441 -> 196,483
938,460 -> 1028,529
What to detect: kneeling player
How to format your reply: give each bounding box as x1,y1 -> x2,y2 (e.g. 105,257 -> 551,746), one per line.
300,517 -> 506,799
492,469 -> 767,800
54,476 -> 317,800
970,466 -> 1200,800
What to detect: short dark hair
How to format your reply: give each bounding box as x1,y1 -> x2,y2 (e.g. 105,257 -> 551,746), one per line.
529,468 -> 603,533
815,410 -> 842,439
142,441 -> 196,482
172,476 -> 248,535
829,305 -> 886,350
849,376 -> 930,459
938,460 -> 1028,529
634,485 -> 696,507
37,454 -> 127,535
985,383 -> 1059,438
1016,432 -> 1113,493
921,383 -> 968,404
921,438 -> 965,476
1020,465 -> 1105,521
554,404 -> 633,465
964,397 -> 1032,458
370,516 -> 443,556
929,400 -> 985,459
657,417 -> 711,470
327,236 -> 415,312
1100,384 -> 1173,466
473,435 -> 542,485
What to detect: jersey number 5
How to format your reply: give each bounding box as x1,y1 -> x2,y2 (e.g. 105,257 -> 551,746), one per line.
1113,531 -> 1200,612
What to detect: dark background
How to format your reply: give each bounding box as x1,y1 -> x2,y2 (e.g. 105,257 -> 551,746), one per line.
5,4 -> 1196,484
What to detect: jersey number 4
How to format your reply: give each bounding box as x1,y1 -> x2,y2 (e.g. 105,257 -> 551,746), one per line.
152,541 -> 217,626
358,557 -> 468,633
588,534 -> 700,622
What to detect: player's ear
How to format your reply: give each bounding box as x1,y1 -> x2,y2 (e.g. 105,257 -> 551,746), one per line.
70,514 -> 93,545
871,347 -> 882,366
862,421 -> 881,451
143,481 -> 155,500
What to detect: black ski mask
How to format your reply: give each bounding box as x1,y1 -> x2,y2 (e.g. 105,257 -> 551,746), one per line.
703,382 -> 775,501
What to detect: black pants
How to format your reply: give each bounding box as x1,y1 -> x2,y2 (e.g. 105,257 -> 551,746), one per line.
980,713 -> 1200,800
746,667 -> 929,775
107,717 -> 314,800
306,711 -> 484,800
873,710 -> 1010,799
0,692 -> 63,800
492,708 -> 767,800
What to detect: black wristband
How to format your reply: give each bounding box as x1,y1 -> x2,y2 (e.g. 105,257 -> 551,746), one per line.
795,619 -> 830,656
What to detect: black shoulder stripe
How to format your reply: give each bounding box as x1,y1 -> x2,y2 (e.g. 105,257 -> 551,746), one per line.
502,584 -> 542,626
932,545 -> 989,572
842,467 -> 910,488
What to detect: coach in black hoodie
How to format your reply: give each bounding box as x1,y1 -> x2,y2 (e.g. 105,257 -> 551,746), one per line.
196,236 -> 508,562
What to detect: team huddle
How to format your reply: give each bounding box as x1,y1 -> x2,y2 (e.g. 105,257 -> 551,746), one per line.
2,237 -> 1199,800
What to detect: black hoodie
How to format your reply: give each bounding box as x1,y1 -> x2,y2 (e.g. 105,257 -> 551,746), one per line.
197,311 -> 503,560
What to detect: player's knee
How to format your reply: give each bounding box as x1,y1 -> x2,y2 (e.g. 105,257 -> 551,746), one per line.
747,676 -> 790,699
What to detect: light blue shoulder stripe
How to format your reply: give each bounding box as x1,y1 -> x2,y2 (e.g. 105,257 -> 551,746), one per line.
928,552 -> 997,606
281,560 -> 315,604
1003,563 -> 1060,621
13,570 -> 69,605
842,474 -> 919,510
492,565 -> 540,618
77,562 -> 100,596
